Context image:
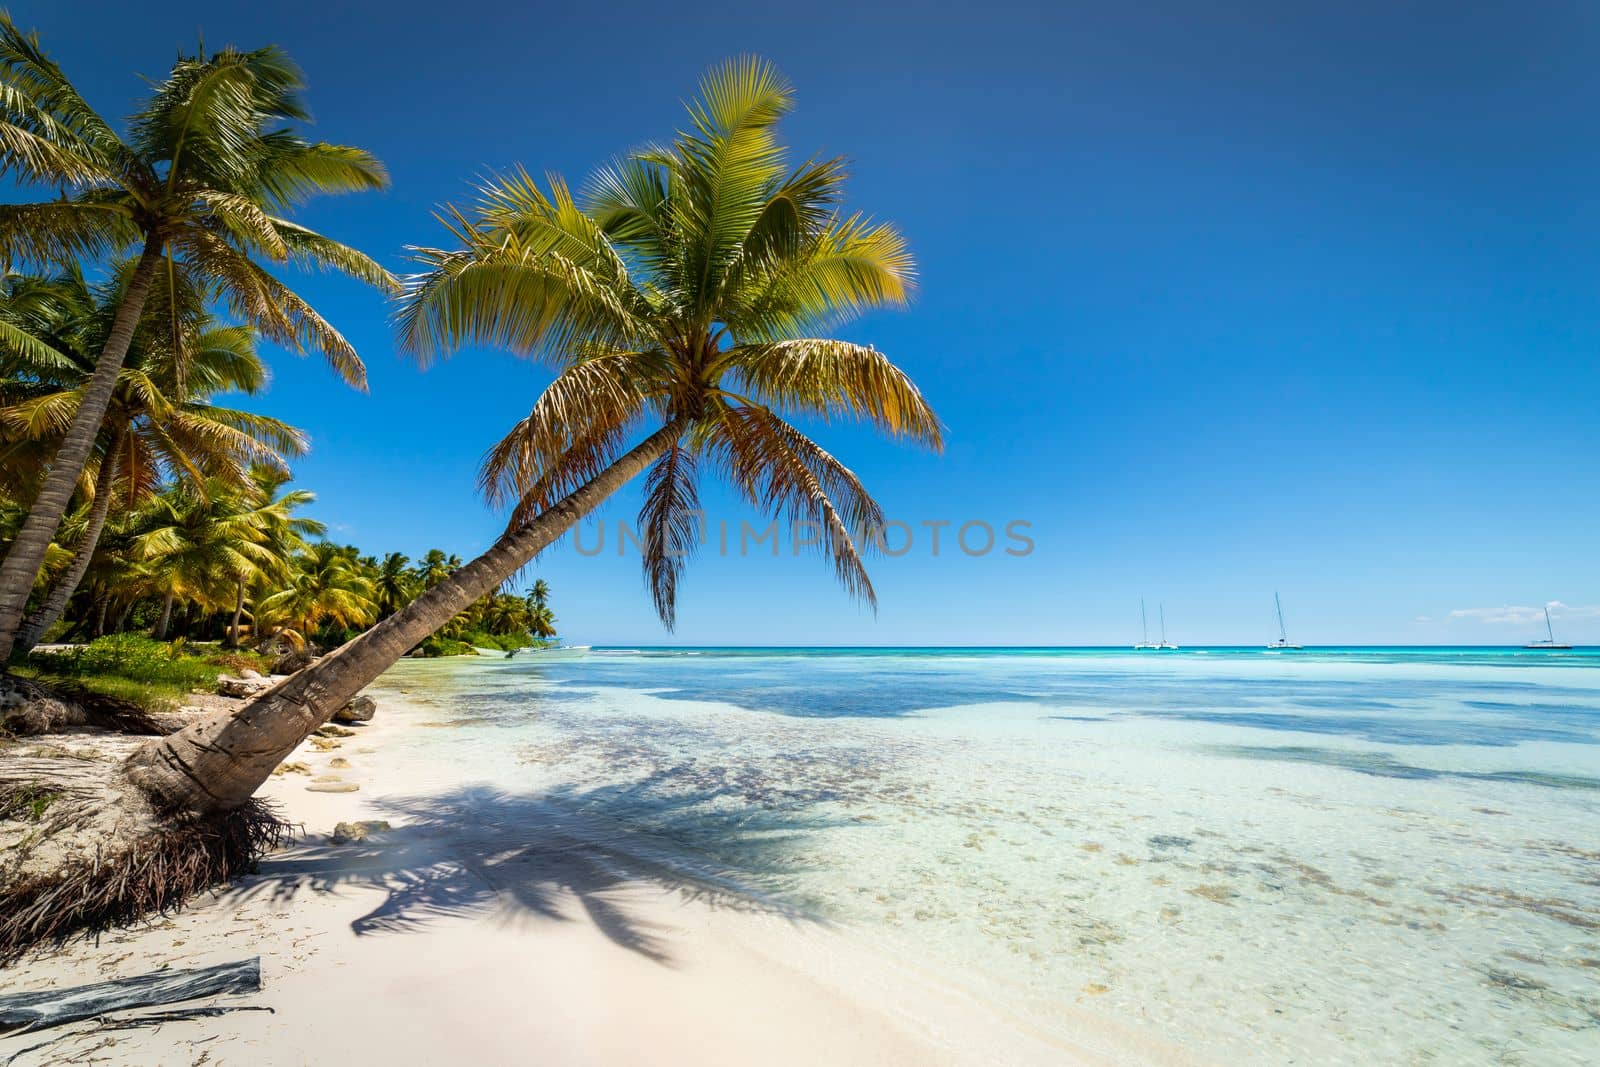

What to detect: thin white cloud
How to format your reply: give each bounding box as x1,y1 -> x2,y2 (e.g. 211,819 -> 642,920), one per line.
1414,615 -> 1432,623
1448,601 -> 1600,625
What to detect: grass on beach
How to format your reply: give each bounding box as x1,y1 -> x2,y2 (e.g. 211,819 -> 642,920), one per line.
14,635 -> 274,712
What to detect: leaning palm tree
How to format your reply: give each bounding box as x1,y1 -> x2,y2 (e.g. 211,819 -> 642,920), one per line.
127,57 -> 940,816
0,17 -> 395,662
2,261 -> 308,652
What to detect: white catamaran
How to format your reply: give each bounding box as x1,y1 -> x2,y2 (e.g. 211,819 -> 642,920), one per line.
1135,599 -> 1157,650
1267,591 -> 1302,650
1523,606 -> 1572,651
1157,603 -> 1179,650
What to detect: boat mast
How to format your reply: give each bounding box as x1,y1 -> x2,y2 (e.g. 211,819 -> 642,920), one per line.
1160,603 -> 1168,645
1545,605 -> 1556,644
1275,591 -> 1288,643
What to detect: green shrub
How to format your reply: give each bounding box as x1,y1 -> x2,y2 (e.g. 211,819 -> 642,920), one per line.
202,649 -> 276,675
29,634 -> 222,690
458,630 -> 532,652
416,636 -> 477,657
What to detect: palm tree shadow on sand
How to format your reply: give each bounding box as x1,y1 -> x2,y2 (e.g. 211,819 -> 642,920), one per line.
218,783 -> 832,966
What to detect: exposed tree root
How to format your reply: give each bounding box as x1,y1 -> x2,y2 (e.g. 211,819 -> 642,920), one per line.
0,735 -> 291,967
0,675 -> 177,737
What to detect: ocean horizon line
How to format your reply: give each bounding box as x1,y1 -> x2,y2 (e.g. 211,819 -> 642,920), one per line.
580,643 -> 1600,653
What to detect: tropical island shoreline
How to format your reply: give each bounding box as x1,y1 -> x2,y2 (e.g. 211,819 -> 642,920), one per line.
0,661 -> 1189,1066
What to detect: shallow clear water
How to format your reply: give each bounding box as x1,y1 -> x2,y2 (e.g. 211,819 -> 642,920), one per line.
375,648 -> 1600,1064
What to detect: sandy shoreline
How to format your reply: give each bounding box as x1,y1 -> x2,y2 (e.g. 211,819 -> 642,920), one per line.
0,675 -> 1193,1066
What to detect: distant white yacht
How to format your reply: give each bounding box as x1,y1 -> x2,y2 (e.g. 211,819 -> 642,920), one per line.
1267,591 -> 1302,651
1156,603 -> 1179,650
1523,606 -> 1572,651
1135,599 -> 1157,650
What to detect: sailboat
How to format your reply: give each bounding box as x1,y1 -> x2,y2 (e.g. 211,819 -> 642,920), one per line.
1267,591 -> 1302,650
1157,603 -> 1179,650
1523,606 -> 1572,650
1135,599 -> 1157,650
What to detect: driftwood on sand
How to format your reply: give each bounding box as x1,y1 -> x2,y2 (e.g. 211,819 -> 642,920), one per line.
0,958 -> 260,1033
0,676 -> 176,737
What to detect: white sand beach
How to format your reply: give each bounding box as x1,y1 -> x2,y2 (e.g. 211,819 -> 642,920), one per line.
0,678 -> 1193,1067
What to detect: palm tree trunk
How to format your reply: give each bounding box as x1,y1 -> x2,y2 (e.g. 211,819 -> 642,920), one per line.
94,597 -> 109,638
125,423 -> 681,817
154,591 -> 175,641
0,236 -> 165,665
15,431 -> 126,655
228,579 -> 245,648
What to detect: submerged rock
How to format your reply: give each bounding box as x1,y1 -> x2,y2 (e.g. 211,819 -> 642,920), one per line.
330,820 -> 390,844
332,696 -> 376,723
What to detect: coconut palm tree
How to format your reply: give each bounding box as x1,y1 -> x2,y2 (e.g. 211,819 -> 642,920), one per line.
414,548 -> 454,590
0,270 -> 86,504
529,603 -> 557,643
0,18 -> 395,662
126,57 -> 939,817
526,578 -> 550,613
131,478 -> 283,639
256,541 -> 376,646
372,551 -> 415,619
229,469 -> 322,647
483,591 -> 531,637
2,262 -> 307,652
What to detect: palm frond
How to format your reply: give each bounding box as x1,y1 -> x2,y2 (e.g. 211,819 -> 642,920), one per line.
249,138 -> 389,208
637,444 -> 700,628
479,350 -> 665,513
0,117 -> 112,186
703,404 -> 880,608
398,231 -> 644,366
177,228 -> 367,388
197,190 -> 289,259
132,45 -> 306,189
0,385 -> 81,438
723,338 -> 942,446
178,404 -> 308,462
0,314 -> 71,373
0,13 -> 130,168
0,200 -> 135,269
728,213 -> 914,338
271,217 -> 399,292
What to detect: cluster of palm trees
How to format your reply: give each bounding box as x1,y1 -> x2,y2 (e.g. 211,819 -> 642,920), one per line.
7,464 -> 559,653
1,15 -> 939,819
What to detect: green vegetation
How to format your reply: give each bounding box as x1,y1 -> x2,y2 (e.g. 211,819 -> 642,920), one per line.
30,634 -> 228,688
0,785 -> 60,822
14,634 -> 275,708
0,13 -> 398,662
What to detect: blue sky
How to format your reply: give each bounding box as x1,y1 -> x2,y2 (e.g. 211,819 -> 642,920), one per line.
17,0 -> 1600,645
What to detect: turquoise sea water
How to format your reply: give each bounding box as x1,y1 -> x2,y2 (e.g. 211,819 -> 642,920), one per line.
377,647 -> 1600,1064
